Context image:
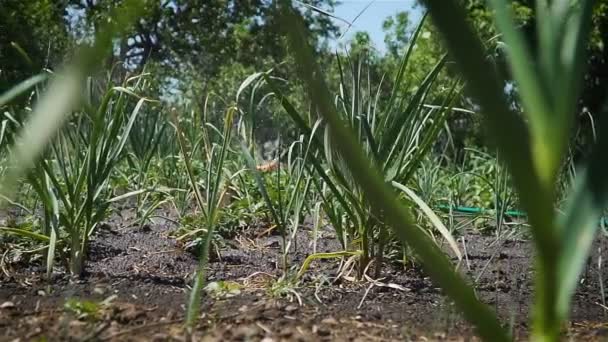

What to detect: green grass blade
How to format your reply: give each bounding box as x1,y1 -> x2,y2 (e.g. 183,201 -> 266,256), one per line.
488,0 -> 553,142
109,97 -> 149,165
0,72 -> 82,202
237,72 -> 264,103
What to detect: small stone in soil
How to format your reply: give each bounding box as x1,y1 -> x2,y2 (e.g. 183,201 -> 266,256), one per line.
152,333 -> 169,341
234,325 -> 258,339
0,301 -> 15,309
321,317 -> 338,325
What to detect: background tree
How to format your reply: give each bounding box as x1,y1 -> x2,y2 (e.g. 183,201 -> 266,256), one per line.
460,0 -> 608,158
0,0 -> 70,93
1,0 -> 339,145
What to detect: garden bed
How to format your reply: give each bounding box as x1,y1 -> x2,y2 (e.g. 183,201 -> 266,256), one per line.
1,209 -> 608,341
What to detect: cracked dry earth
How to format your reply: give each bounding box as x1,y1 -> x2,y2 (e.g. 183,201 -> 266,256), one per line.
2,210 -> 608,341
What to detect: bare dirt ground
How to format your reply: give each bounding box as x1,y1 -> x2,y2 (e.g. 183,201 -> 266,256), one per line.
2,209 -> 608,341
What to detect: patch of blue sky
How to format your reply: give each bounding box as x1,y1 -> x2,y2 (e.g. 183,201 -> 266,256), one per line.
328,0 -> 422,54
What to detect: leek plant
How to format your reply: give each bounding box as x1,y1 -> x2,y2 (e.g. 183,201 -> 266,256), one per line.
125,99 -> 171,224
240,131 -> 316,271
280,0 -> 604,340
27,75 -> 154,276
235,70 -> 317,272
267,14 -> 462,278
171,106 -> 239,333
0,0 -> 145,277
235,71 -> 270,152
160,140 -> 192,217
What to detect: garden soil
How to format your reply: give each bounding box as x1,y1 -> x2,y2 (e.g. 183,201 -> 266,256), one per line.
2,210 -> 608,341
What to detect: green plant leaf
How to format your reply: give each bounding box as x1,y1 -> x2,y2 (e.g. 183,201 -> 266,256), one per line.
392,181 -> 462,261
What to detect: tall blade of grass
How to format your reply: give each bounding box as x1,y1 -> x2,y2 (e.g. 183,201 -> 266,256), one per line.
309,166 -> 347,247
108,97 -> 151,167
0,72 -> 81,201
336,54 -> 350,112
293,0 -> 351,25
418,0 -> 596,339
359,117 -> 379,163
9,42 -> 34,68
0,120 -> 9,148
276,2 -> 508,340
208,112 -> 235,221
237,72 -> 264,103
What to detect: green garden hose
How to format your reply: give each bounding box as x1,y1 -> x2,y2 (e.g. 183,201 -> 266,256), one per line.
436,204 -> 608,226
436,204 -> 526,218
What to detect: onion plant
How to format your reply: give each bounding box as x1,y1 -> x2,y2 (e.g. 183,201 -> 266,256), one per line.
279,0 -> 603,340
267,14 -> 462,278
